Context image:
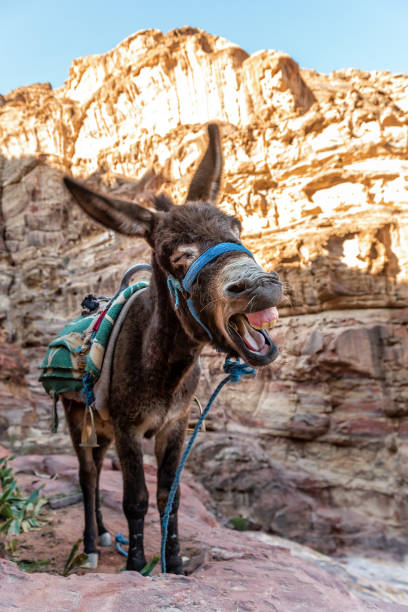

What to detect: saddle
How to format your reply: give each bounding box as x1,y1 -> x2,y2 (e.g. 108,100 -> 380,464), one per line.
39,265 -> 150,439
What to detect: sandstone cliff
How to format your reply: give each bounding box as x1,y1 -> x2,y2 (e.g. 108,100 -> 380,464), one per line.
1,27 -> 408,557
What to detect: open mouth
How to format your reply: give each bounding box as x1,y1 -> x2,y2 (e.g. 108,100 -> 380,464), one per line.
227,306 -> 279,364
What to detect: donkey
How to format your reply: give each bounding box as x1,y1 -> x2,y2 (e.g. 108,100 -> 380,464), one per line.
61,124 -> 282,573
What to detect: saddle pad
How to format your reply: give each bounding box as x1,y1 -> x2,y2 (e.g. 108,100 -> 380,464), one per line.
38,282 -> 148,398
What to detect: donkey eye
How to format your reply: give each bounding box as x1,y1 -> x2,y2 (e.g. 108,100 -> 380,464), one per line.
170,244 -> 200,268
173,254 -> 186,264
172,251 -> 195,265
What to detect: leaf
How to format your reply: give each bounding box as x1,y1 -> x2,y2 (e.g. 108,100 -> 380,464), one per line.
26,489 -> 40,505
0,481 -> 18,502
62,553 -> 88,576
62,538 -> 83,576
0,504 -> 14,519
0,517 -> 13,533
11,517 -> 22,535
140,555 -> 160,576
32,497 -> 47,516
1,468 -> 13,482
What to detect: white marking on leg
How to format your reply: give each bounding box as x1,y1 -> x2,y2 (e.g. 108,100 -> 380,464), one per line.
81,552 -> 98,569
99,532 -> 111,547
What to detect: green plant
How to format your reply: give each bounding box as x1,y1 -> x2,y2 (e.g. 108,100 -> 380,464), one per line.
0,456 -> 47,536
140,554 -> 160,576
17,559 -> 51,573
5,537 -> 18,554
62,538 -> 88,576
230,516 -> 248,531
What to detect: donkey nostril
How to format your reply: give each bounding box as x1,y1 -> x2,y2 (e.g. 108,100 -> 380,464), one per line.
225,280 -> 247,294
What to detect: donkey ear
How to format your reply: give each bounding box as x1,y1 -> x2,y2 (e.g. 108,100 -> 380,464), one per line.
185,123 -> 223,205
63,177 -> 156,237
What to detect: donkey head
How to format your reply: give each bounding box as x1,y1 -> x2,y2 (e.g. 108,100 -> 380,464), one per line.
64,124 -> 282,366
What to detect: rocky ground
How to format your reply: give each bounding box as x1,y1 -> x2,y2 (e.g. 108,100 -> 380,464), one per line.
1,449 -> 408,610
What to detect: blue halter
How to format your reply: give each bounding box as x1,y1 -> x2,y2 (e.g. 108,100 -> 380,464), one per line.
167,242 -> 254,340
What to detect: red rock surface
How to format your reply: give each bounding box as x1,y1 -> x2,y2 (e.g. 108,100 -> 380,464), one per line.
1,454 -> 406,610
0,443 -> 11,458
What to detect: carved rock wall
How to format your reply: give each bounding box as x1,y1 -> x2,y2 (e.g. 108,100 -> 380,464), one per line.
0,27 -> 408,555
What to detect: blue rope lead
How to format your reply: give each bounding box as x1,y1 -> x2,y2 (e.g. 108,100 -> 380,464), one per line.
115,532 -> 129,557
160,355 -> 255,573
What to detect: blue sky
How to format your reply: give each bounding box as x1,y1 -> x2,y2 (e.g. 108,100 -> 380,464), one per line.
2,0 -> 407,94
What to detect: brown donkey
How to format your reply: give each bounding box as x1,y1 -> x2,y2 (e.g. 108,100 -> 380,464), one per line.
62,124 -> 282,573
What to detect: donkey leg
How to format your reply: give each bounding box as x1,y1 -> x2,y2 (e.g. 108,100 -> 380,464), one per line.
155,415 -> 189,575
63,399 -> 99,568
77,448 -> 100,567
115,427 -> 148,572
93,434 -> 113,547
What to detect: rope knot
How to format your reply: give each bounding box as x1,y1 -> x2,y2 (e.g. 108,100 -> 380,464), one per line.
223,356 -> 256,382
82,371 -> 96,407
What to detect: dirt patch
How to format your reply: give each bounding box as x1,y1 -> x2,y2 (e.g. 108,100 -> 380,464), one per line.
7,504 -> 126,575
2,452 -> 215,577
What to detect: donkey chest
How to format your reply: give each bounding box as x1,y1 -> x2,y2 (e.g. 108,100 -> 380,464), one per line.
108,363 -> 200,438
109,393 -> 191,439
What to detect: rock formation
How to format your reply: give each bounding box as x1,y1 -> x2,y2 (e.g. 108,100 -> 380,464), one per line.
1,453 -> 407,608
0,27 -> 407,556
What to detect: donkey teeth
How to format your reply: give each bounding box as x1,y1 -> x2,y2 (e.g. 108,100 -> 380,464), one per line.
251,320 -> 277,331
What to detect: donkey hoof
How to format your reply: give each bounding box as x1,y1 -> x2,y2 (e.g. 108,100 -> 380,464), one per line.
81,552 -> 99,569
166,556 -> 184,575
98,532 -> 111,547
126,554 -> 147,572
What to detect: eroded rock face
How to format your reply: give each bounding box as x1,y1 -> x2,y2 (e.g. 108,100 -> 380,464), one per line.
0,27 -> 407,555
189,431 -> 407,557
0,330 -> 31,436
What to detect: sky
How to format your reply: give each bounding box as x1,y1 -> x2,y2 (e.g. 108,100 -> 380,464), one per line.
1,0 -> 407,94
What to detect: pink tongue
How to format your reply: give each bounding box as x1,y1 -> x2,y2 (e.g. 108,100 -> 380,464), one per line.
241,325 -> 265,352
246,307 -> 279,328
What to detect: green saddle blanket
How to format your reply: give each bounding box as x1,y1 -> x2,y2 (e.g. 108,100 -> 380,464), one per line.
39,282 -> 148,399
